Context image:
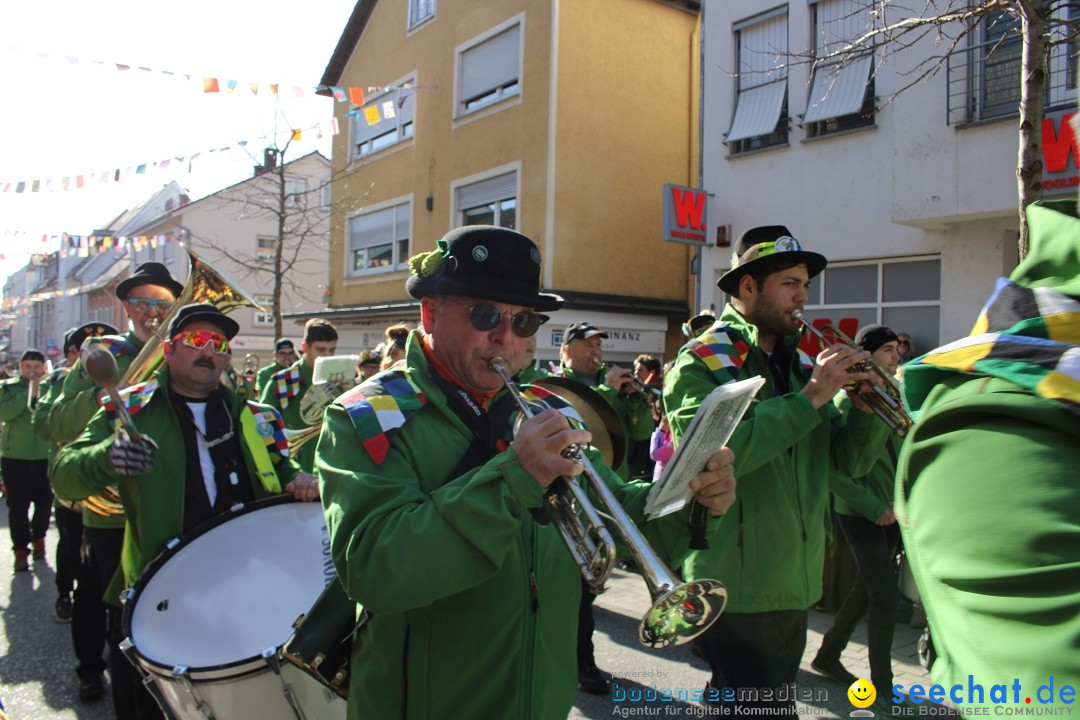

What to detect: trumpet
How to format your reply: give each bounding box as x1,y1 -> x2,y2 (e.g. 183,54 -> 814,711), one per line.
26,361 -> 52,411
489,357 -> 727,648
792,310 -> 913,436
243,353 -> 260,379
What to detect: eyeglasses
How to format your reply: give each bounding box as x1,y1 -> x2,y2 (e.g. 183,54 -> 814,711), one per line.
128,298 -> 175,313
451,301 -> 549,338
172,330 -> 230,354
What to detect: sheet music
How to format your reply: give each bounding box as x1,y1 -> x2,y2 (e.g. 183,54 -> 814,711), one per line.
644,376 -> 765,520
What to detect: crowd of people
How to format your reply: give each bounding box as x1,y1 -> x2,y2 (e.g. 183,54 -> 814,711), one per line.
1,207 -> 1076,720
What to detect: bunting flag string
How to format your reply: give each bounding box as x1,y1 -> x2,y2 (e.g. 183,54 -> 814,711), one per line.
0,118 -> 341,195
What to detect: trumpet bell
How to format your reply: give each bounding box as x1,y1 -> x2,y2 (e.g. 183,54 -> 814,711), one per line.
642,579 -> 727,648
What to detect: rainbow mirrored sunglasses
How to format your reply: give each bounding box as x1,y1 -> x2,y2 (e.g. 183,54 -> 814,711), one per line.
171,329 -> 230,354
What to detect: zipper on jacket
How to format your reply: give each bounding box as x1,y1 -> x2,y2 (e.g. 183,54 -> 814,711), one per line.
529,571 -> 539,612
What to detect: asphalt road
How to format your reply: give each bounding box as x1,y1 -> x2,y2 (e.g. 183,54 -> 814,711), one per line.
0,512 -> 931,720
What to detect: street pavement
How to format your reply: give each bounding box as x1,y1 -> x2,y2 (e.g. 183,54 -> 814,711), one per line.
1,514 -> 931,719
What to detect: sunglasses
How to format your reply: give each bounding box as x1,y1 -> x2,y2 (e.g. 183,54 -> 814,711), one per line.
128,298 -> 175,313
171,330 -> 230,354
453,301 -> 548,338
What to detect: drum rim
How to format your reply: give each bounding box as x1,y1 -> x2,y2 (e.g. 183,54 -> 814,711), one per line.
121,495 -> 315,674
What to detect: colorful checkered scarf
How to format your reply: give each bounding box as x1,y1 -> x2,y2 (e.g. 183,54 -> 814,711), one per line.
338,373 -> 428,466
103,380 -> 158,430
903,279 -> 1080,418
274,366 -> 303,409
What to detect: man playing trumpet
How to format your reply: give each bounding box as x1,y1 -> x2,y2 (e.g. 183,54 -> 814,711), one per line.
664,225 -> 891,713
0,350 -> 53,572
316,226 -> 736,719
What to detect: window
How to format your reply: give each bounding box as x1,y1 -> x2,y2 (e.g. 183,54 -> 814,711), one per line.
800,257 -> 941,353
348,200 -> 411,277
947,3 -> 1075,125
804,0 -> 875,137
256,236 -> 278,263
253,294 -> 274,326
455,171 -> 517,229
285,177 -> 307,209
409,0 -> 434,29
726,8 -> 788,153
457,20 -> 521,116
352,82 -> 416,159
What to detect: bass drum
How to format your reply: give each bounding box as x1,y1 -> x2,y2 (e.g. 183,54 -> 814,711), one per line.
121,496 -> 339,720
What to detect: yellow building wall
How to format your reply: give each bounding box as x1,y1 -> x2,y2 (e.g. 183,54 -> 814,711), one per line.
550,0 -> 699,301
326,0 -> 700,312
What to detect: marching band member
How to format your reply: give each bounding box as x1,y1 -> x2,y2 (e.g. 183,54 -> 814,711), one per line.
255,338 -> 299,395
663,225 -> 890,713
315,226 -> 736,719
259,319 -> 338,472
52,304 -> 318,720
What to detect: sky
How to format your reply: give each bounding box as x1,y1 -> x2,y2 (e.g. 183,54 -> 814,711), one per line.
0,0 -> 357,288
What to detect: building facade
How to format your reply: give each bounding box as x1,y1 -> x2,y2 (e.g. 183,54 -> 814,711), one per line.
699,2 -> 1076,354
313,0 -> 704,364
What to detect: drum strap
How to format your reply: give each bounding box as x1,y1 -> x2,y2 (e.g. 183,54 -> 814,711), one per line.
239,406 -> 284,494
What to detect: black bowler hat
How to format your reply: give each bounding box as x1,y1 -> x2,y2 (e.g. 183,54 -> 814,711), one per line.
406,226 -> 563,312
116,262 -> 185,301
717,226 -> 828,295
854,324 -> 900,353
64,322 -> 120,353
167,303 -> 240,340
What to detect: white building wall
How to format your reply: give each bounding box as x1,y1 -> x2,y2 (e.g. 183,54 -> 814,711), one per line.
701,2 -> 1029,351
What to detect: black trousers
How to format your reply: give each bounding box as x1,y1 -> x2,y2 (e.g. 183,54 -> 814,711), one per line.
55,505 -> 109,680
3,457 -> 52,552
86,524 -> 165,720
818,513 -> 901,690
694,608 -> 809,712
576,578 -> 598,669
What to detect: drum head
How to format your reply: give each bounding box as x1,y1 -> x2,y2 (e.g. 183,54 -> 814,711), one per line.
126,498 -> 334,670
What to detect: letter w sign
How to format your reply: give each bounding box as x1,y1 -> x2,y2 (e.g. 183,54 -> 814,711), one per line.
662,183 -> 709,247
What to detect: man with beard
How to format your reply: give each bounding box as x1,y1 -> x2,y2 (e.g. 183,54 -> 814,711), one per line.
663,225 -> 891,713
52,304 -> 318,720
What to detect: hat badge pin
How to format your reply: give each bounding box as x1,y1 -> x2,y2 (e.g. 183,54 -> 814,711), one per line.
775,236 -> 800,252
471,245 -> 489,262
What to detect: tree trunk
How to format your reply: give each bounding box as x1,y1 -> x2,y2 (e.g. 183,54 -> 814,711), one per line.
1015,1 -> 1046,262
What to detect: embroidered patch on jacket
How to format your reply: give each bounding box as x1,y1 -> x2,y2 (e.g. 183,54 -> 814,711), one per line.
246,402 -> 290,455
336,373 -> 428,467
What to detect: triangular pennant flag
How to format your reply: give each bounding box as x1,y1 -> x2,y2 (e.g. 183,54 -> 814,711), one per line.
226,79 -> 237,93
363,105 -> 381,126
382,100 -> 396,119
331,86 -> 347,102
203,78 -> 220,93
291,86 -> 305,98
291,128 -> 302,141
349,86 -> 365,106
270,84 -> 279,95
249,82 -> 259,95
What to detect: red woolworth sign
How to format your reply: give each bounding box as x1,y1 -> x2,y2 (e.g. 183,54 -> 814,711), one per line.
1042,110 -> 1080,194
797,316 -> 860,358
661,183 -> 708,246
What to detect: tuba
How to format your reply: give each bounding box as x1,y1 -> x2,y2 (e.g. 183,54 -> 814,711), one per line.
489,357 -> 727,648
84,249 -> 267,517
792,310 -> 913,436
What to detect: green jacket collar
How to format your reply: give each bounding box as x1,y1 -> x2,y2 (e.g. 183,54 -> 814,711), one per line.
718,303 -> 804,355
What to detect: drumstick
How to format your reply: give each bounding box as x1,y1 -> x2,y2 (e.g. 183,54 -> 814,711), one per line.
85,348 -> 144,441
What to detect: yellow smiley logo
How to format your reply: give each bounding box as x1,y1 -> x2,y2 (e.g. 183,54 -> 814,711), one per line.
848,678 -> 876,709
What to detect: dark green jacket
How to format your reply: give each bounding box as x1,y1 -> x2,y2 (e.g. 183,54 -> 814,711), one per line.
557,364 -> 655,480
0,376 -> 52,460
52,366 -> 301,605
664,305 -> 889,613
829,394 -> 902,521
259,360 -> 315,472
255,361 -> 283,396
316,334 -> 708,720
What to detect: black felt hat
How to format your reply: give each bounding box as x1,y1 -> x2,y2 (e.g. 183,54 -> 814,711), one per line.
406,226 -> 563,312
167,303 -> 240,340
717,226 -> 828,295
64,322 -> 120,353
116,262 -> 184,300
